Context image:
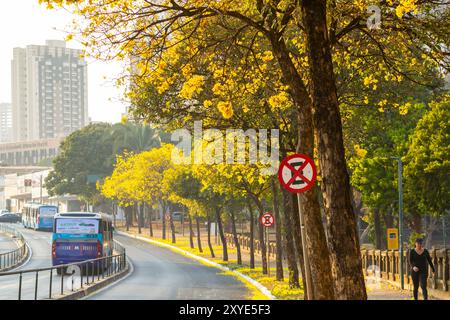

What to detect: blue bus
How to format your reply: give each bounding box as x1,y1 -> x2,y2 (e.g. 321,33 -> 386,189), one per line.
52,212 -> 113,274
22,203 -> 58,230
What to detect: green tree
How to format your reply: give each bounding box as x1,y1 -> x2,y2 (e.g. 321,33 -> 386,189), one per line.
112,122 -> 163,154
404,97 -> 450,218
45,123 -> 114,204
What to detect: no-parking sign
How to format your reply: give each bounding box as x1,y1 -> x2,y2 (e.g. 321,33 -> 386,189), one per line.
260,212 -> 275,227
278,154 -> 317,193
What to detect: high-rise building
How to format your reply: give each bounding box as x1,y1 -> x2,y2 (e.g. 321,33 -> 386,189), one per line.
0,103 -> 13,143
11,40 -> 88,142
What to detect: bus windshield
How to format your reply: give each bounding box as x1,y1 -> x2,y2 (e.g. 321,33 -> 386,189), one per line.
40,206 -> 58,217
55,218 -> 99,235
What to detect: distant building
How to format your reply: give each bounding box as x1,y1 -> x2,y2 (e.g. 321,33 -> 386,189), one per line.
0,168 -> 82,212
0,103 -> 13,143
0,166 -> 50,210
11,40 -> 88,142
0,137 -> 61,166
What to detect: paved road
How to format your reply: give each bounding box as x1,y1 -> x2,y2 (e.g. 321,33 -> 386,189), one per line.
0,226 -> 251,300
87,234 -> 251,300
0,224 -> 57,300
0,231 -> 17,254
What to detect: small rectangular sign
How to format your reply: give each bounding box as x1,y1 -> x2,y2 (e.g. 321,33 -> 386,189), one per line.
387,228 -> 399,250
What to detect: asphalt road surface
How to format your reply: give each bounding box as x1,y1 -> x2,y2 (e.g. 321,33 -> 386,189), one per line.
87,234 -> 251,300
0,226 -> 251,300
0,224 -> 55,300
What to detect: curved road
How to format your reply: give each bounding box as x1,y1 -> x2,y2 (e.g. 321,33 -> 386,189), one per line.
0,225 -> 251,300
87,234 -> 251,300
0,224 -> 54,300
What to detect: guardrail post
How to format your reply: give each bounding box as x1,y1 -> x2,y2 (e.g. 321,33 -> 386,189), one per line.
61,270 -> 64,295
81,263 -> 84,288
18,273 -> 22,300
91,261 -> 95,284
34,271 -> 39,300
49,269 -> 53,299
86,262 -> 89,285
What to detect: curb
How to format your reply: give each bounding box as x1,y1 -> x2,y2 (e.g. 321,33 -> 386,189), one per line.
117,231 -> 276,300
52,261 -> 131,300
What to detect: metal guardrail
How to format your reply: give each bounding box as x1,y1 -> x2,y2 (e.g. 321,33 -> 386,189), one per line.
0,240 -> 126,300
0,224 -> 28,271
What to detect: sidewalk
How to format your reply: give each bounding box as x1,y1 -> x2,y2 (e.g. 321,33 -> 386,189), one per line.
366,280 -> 413,300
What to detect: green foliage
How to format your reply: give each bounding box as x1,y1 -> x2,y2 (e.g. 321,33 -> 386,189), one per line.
112,122 -> 163,154
404,96 -> 450,216
408,232 -> 427,248
45,123 -> 114,202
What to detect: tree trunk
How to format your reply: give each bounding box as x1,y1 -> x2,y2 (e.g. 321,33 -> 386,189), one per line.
425,216 -> 438,248
170,212 -> 176,244
133,204 -> 138,229
112,203 -> 117,228
188,215 -> 195,249
250,195 -> 268,274
280,189 -> 300,288
373,208 -> 382,249
138,203 -> 143,234
125,206 -> 132,231
300,0 -> 367,299
207,214 -> 215,258
408,212 -> 423,234
383,209 -> 394,229
148,205 -> 154,237
162,202 -> 166,240
269,20 -> 335,300
247,198 -> 255,269
215,206 -> 228,261
271,180 -> 284,281
230,210 -> 242,265
196,216 -> 203,253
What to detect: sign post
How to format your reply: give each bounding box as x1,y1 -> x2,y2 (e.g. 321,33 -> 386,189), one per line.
260,212 -> 275,277
278,154 -> 317,300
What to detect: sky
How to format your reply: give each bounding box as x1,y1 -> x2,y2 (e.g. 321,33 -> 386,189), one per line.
0,0 -> 126,123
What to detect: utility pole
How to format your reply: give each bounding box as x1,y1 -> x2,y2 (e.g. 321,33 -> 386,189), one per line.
39,175 -> 43,204
397,157 -> 405,290
378,155 -> 405,289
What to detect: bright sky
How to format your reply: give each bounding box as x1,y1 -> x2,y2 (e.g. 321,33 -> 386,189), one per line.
0,0 -> 126,123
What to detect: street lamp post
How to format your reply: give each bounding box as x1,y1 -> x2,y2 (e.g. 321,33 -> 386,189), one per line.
396,157 -> 405,290
378,155 -> 405,289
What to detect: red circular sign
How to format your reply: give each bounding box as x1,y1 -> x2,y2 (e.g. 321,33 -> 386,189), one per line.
278,154 -> 317,193
260,212 -> 275,227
